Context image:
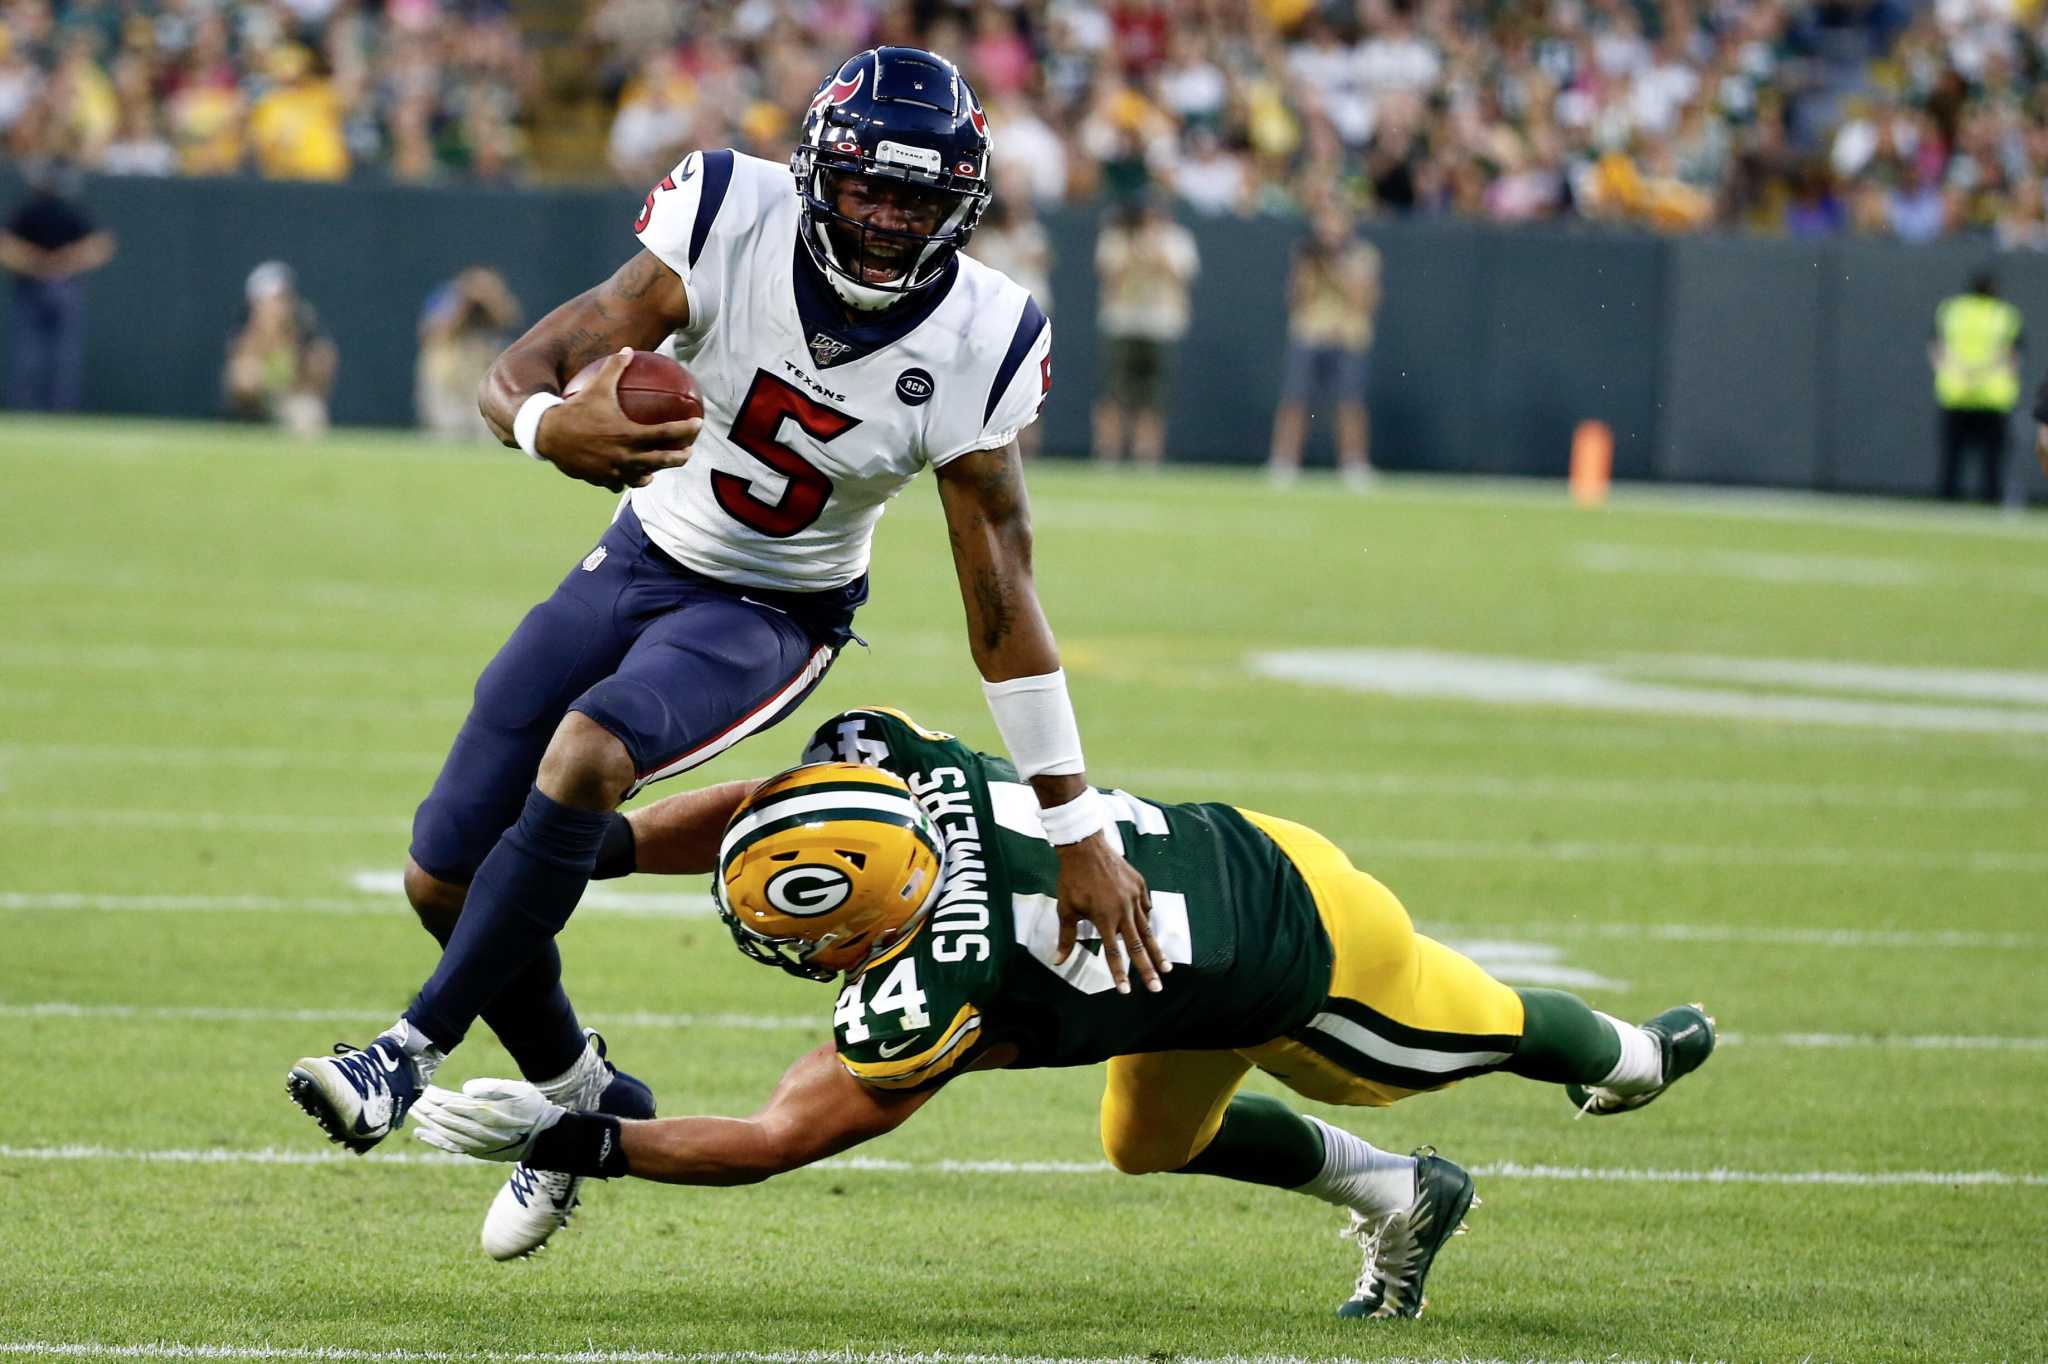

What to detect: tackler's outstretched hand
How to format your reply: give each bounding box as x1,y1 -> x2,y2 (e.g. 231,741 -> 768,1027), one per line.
412,1078 -> 566,1163
535,348 -> 701,494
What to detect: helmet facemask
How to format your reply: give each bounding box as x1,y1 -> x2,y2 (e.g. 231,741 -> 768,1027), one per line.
795,148 -> 988,310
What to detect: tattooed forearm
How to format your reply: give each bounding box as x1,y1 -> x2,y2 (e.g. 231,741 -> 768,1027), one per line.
551,314 -> 618,377
938,443 -> 1060,674
970,565 -> 1015,653
479,252 -> 689,439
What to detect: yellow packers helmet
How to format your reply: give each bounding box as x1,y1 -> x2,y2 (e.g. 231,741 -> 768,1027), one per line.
714,762 -> 944,981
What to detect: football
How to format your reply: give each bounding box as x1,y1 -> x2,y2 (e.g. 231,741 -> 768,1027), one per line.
565,350 -> 703,425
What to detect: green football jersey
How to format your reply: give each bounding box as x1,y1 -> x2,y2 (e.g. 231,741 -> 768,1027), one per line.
797,707 -> 1335,1092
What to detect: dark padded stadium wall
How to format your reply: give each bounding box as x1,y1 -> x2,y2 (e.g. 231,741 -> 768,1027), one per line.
1359,218 -> 1489,474
1463,227 -> 1665,480
0,168 -> 641,425
1038,206 -> 1099,458
1658,236 -> 1829,487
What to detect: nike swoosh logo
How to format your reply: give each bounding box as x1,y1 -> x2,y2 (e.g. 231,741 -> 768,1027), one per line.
876,1037 -> 918,1059
375,1050 -> 401,1073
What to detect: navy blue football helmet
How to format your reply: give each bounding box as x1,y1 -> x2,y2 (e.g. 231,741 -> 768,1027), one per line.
792,47 -> 993,309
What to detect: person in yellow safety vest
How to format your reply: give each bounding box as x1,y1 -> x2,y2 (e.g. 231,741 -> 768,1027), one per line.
1929,270 -> 2024,504
2036,374 -> 2048,484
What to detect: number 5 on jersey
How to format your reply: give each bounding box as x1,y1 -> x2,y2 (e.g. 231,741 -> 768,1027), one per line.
716,369 -> 858,537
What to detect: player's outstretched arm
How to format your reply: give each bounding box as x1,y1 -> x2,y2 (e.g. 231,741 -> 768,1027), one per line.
618,778 -> 764,875
623,1043 -> 935,1184
478,249 -> 701,492
934,445 -> 1165,995
413,1043 -> 933,1186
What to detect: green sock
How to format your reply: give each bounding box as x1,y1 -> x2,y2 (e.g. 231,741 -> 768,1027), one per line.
1173,1092 -> 1326,1188
1508,988 -> 1622,1084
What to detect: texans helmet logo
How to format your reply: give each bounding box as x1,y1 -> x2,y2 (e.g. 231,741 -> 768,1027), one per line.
810,68 -> 866,115
968,101 -> 988,137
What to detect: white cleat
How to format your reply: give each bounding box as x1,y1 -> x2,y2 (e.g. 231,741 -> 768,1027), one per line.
478,1029 -> 654,1261
286,1035 -> 427,1154
482,1161 -> 581,1261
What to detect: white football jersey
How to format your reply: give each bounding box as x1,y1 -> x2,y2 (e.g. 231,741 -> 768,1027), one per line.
626,149 -> 1051,592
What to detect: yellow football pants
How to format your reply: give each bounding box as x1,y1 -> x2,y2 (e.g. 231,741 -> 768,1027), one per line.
1099,809 -> 1525,1174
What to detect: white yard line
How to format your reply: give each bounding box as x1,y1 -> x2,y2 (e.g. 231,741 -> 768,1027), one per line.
0,811 -> 411,835
0,1001 -> 812,1031
10,1000 -> 2044,1053
1573,542 -> 1932,588
1574,543 -> 2048,597
12,799 -> 2046,874
1424,920 -> 2048,950
10,743 -> 2022,810
343,871 -> 710,915
0,1341 -> 1664,1364
1,1145 -> 2039,1189
1119,765 -> 2028,810
1369,836 -> 2048,874
0,743 -> 437,774
0,642 -> 472,677
5,890 -> 2038,950
0,689 -> 469,721
1720,1031 -> 2048,1052
1630,654 -> 2048,706
1252,648 -> 2048,738
0,891 -> 713,920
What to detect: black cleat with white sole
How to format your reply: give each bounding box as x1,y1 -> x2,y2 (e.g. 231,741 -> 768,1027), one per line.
1337,1148 -> 1476,1320
1566,1002 -> 1716,1118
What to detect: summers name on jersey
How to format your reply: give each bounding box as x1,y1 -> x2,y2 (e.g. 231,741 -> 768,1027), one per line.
627,149 -> 1053,594
801,708 -> 1334,1092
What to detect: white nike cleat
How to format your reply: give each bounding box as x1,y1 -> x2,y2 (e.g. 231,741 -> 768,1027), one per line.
479,1030 -> 655,1260
286,1035 -> 428,1154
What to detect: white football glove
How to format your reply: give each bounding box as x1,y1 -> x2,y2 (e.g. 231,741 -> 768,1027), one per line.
411,1078 -> 567,1162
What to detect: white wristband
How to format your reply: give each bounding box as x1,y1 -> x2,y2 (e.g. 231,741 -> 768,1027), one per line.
513,392 -> 566,461
981,668 -> 1085,780
1038,787 -> 1109,846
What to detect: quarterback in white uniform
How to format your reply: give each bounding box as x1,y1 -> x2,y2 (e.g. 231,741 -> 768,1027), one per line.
285,46 -> 1164,1261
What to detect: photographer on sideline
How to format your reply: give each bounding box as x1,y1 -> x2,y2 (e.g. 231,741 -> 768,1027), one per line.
416,266 -> 522,438
1267,204 -> 1380,490
1092,192 -> 1198,467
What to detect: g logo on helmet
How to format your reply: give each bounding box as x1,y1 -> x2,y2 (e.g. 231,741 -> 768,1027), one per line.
764,865 -> 854,916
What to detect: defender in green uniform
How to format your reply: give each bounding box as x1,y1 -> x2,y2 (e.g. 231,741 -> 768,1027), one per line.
412,706 -> 1716,1321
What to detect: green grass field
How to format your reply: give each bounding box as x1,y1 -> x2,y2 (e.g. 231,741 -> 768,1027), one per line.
4,416 -> 2046,1364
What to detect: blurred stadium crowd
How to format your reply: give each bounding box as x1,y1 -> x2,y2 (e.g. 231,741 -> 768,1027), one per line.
4,0 -> 2048,243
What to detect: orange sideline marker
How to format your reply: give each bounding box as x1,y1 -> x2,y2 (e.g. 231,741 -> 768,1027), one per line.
1570,420 -> 1613,506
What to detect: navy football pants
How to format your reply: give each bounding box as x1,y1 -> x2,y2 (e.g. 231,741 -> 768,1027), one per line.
410,504 -> 861,885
